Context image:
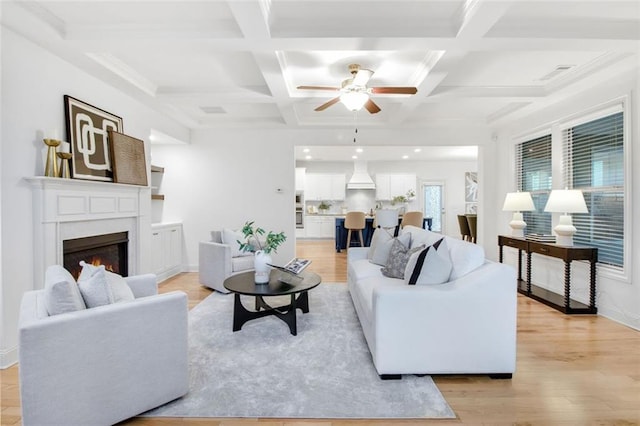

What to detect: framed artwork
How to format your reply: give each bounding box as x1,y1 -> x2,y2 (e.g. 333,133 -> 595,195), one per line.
465,172 -> 478,202
64,95 -> 123,182
108,130 -> 148,186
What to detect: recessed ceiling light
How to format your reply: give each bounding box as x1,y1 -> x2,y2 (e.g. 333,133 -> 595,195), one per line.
352,155 -> 358,159
305,155 -> 312,160
356,148 -> 363,153
402,155 -> 409,159
414,148 -> 421,153
303,148 -> 310,153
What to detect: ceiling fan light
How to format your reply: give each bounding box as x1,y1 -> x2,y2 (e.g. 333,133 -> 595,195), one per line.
340,91 -> 369,111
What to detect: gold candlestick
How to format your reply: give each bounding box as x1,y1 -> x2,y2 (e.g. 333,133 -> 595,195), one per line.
43,139 -> 61,177
57,152 -> 72,178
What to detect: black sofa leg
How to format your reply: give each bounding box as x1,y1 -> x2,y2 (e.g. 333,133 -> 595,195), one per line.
379,374 -> 402,380
489,373 -> 512,379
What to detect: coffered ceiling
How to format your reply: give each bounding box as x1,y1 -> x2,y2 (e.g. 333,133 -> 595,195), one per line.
2,0 -> 639,131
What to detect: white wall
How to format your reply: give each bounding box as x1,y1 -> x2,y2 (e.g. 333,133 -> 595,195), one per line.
0,27 -> 190,367
491,70 -> 639,330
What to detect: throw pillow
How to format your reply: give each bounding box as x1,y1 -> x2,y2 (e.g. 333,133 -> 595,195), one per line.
370,232 -> 410,266
381,239 -> 425,279
78,261 -> 134,303
43,265 -> 86,316
404,238 -> 453,285
221,228 -> 252,257
77,265 -> 114,308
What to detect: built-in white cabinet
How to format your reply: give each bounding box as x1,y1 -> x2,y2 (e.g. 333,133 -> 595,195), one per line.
151,222 -> 183,282
375,173 -> 417,200
304,173 -> 346,201
295,167 -> 306,192
304,216 -> 336,238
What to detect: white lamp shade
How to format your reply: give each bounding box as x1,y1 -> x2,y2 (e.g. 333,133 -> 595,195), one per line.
544,189 -> 588,214
340,91 -> 369,111
502,192 -> 535,212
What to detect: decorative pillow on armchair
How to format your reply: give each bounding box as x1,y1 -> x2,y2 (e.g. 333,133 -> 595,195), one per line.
404,237 -> 452,285
221,228 -> 253,257
78,261 -> 135,305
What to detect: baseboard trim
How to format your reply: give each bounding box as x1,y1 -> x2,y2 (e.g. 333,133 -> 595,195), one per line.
0,345 -> 18,369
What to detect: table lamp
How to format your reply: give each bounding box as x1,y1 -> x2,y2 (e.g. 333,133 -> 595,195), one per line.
502,192 -> 535,237
544,189 -> 588,246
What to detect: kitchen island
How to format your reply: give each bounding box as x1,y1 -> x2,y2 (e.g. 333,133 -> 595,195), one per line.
334,216 -> 432,252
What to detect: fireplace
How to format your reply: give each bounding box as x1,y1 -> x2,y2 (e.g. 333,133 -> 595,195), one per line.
63,232 -> 129,280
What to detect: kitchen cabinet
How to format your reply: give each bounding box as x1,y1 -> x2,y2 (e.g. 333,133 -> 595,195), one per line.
151,223 -> 183,282
304,216 -> 336,238
295,167 -> 306,192
375,173 -> 417,200
304,173 -> 345,201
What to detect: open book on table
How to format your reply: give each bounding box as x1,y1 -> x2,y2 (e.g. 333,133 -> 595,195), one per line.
268,258 -> 311,275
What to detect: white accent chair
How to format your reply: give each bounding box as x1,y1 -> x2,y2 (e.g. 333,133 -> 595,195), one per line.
18,272 -> 189,426
199,230 -> 255,293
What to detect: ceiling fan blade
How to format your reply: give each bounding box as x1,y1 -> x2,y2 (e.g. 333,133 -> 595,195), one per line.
364,99 -> 381,114
370,87 -> 418,95
314,97 -> 341,111
297,85 -> 340,91
352,69 -> 374,87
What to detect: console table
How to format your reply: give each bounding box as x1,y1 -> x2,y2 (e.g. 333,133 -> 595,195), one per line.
498,235 -> 597,314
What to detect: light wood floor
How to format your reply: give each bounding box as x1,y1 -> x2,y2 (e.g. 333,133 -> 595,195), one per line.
2,240 -> 639,425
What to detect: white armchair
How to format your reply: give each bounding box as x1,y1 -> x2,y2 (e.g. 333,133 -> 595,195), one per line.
18,272 -> 189,426
199,230 -> 255,293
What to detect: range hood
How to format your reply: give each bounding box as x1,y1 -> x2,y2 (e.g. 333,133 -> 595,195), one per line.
347,161 -> 376,190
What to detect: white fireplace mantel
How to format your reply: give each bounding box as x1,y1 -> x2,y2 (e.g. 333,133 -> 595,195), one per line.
27,177 -> 152,289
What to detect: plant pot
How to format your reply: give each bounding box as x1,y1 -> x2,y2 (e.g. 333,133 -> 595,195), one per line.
254,250 -> 272,284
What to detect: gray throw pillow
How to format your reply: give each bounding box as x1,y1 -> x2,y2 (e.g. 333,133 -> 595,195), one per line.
381,239 -> 425,279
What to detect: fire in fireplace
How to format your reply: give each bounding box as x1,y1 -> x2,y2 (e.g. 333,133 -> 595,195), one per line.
63,232 -> 128,280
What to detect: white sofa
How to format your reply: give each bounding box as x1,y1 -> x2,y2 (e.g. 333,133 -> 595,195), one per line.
19,272 -> 189,426
347,225 -> 517,379
199,230 -> 255,293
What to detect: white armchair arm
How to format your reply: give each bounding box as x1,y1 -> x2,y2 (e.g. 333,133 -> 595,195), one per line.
199,241 -> 233,293
124,273 -> 158,298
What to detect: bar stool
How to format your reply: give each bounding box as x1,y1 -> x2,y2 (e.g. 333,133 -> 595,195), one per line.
345,211 -> 366,248
374,209 -> 399,236
457,214 -> 471,241
466,214 -> 477,243
401,211 -> 423,229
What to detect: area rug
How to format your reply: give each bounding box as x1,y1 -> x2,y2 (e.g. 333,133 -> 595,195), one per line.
143,283 -> 455,419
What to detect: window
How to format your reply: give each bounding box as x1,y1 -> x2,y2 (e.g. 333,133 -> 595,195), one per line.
515,134 -> 552,235
562,111 -> 624,267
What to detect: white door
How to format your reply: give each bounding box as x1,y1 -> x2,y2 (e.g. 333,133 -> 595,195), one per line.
422,182 -> 445,233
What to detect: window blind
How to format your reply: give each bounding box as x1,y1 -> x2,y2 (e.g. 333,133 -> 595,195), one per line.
562,111 -> 624,267
515,134 -> 552,235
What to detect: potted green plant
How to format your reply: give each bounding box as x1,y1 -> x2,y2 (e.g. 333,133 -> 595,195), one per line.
238,221 -> 287,284
318,200 -> 332,212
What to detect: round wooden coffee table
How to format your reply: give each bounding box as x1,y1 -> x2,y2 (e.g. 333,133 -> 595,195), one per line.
223,269 -> 322,336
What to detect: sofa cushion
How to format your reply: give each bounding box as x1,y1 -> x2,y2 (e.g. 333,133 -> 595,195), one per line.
231,255 -> 255,273
370,233 -> 411,266
400,225 -> 485,280
78,265 -> 114,308
78,261 -> 135,303
381,239 -> 424,279
404,238 -> 452,285
349,258 -> 384,282
446,237 -> 485,280
43,265 -> 86,316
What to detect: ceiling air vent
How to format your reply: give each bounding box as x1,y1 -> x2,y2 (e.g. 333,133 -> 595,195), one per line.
539,65 -> 575,81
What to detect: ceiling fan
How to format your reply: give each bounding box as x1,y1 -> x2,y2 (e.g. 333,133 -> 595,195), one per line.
297,64 -> 418,114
